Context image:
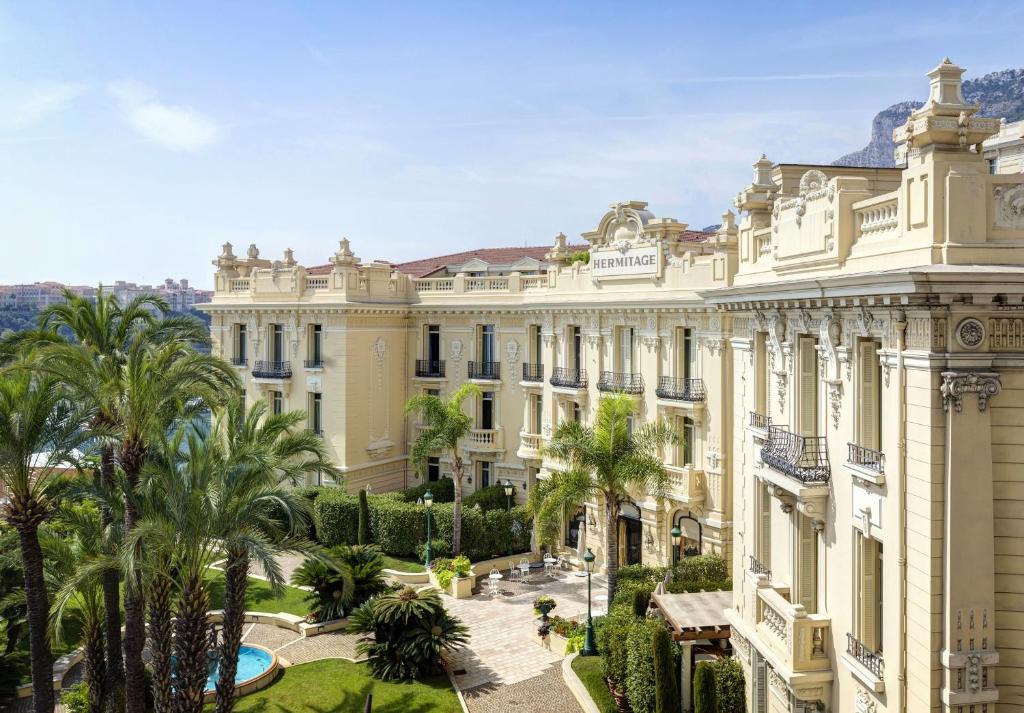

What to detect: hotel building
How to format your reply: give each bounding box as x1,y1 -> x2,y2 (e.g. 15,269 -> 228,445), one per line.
203,59 -> 1024,712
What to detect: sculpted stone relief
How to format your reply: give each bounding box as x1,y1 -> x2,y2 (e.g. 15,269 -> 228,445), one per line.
993,183 -> 1024,229
941,371 -> 1002,413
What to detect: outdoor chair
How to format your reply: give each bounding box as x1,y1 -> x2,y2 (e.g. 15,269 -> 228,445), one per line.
508,560 -> 522,584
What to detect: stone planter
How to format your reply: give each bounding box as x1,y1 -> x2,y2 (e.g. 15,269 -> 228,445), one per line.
429,571 -> 475,599
536,631 -> 570,656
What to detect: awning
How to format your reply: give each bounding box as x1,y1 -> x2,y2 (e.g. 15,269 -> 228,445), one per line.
651,588 -> 732,642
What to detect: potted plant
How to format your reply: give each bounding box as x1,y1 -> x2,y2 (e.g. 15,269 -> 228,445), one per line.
430,555 -> 474,599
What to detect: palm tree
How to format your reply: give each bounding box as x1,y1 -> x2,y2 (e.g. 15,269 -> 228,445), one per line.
531,393 -> 676,600
0,365 -> 88,713
211,399 -> 337,713
24,287 -> 196,712
405,383 -> 481,556
47,502 -> 109,713
39,318 -> 239,713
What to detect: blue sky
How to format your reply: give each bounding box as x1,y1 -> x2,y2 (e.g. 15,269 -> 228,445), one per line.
2,1 -> 1022,288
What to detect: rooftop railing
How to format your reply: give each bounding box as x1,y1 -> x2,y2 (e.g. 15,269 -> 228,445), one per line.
252,360 -> 292,379
761,425 -> 830,483
655,376 -> 706,402
550,366 -> 587,389
598,371 -> 644,394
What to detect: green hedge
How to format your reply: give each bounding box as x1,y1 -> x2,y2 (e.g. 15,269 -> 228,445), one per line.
596,604 -> 636,686
398,477 -> 455,504
463,483 -> 517,512
625,618 -> 669,713
708,658 -> 746,713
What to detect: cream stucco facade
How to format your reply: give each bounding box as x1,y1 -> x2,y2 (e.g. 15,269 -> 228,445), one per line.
202,58 -> 1024,712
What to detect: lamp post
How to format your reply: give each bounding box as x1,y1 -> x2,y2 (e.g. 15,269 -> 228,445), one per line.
423,489 -> 434,568
670,525 -> 682,566
582,547 -> 597,656
503,480 -> 514,512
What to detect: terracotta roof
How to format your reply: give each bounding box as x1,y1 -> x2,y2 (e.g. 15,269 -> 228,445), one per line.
304,232 -> 712,277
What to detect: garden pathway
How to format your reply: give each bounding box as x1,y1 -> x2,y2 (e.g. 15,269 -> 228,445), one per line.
444,568 -> 609,713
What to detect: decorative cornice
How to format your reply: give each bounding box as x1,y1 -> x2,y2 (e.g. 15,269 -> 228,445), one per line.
940,371 -> 1001,413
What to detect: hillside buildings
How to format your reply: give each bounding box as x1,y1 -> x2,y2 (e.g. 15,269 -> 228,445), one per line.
204,59 -> 1024,712
0,278 -> 212,311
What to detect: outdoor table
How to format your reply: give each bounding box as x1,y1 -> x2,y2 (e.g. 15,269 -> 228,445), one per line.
517,563 -> 531,582
543,557 -> 558,577
488,572 -> 503,580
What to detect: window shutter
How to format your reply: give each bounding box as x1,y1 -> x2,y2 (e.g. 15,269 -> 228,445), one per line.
753,653 -> 767,712
797,515 -> 818,614
798,337 -> 818,437
760,482 -> 772,564
859,341 -> 880,450
860,535 -> 879,650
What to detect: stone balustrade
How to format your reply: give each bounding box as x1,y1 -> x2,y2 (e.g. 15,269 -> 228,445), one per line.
755,585 -> 832,674
853,192 -> 899,240
664,463 -> 704,506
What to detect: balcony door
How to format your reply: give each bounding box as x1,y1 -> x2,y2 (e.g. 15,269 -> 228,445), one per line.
271,324 -> 284,363
479,325 -> 495,363
426,325 -> 441,362
532,325 -> 542,364
480,391 -> 494,430
309,324 -> 322,364
236,324 -> 247,362
676,327 -> 694,379
571,326 -> 582,370
797,336 -> 818,437
532,394 -> 543,434
618,327 -> 635,373
617,502 -> 643,566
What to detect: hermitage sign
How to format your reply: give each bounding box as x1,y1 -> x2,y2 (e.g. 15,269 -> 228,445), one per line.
591,245 -> 659,277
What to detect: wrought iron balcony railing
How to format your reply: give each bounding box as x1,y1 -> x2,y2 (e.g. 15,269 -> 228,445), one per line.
252,360 -> 292,379
522,362 -> 544,382
468,361 -> 501,380
847,633 -> 884,678
655,376 -> 706,402
748,555 -> 772,581
304,359 -> 324,369
550,366 -> 587,389
847,443 -> 884,474
598,371 -> 644,394
415,359 -> 445,378
230,357 -> 248,367
760,425 -> 830,483
749,411 -> 771,431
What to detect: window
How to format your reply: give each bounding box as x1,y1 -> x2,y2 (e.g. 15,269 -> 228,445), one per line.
796,514 -> 819,614
617,327 -> 635,373
989,158 -> 998,175
479,325 -> 495,362
478,461 -> 492,488
309,324 -> 322,365
427,456 -> 440,482
855,531 -> 883,653
426,387 -> 440,398
530,325 -> 543,364
572,401 -> 582,423
310,392 -> 322,435
797,336 -> 819,437
565,508 -> 586,548
271,391 -> 283,415
758,481 -> 772,566
682,417 -> 695,466
236,324 -> 247,362
677,327 -> 694,380
571,326 -> 582,370
754,331 -> 767,414
858,340 -> 882,450
425,325 -> 441,362
480,391 -> 494,429
271,324 -> 284,363
531,394 -> 543,434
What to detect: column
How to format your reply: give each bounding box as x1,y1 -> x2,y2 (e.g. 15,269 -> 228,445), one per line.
680,640 -> 694,713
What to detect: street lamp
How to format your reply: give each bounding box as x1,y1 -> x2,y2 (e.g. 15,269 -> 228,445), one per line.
670,525 -> 682,566
423,489 -> 434,568
582,548 -> 597,656
503,480 -> 514,512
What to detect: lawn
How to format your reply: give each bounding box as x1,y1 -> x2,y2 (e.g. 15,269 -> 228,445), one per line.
205,573 -> 310,617
571,654 -> 618,713
222,659 -> 462,713
380,554 -> 425,573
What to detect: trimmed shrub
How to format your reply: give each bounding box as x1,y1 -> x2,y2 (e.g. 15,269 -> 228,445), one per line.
710,658 -> 746,713
400,477 -> 455,504
313,489 -> 359,546
674,555 -> 728,585
597,605 -> 636,687
618,563 -> 667,585
59,683 -> 90,713
357,488 -> 371,545
625,618 -> 666,713
463,483 -> 516,512
693,661 -> 718,713
417,538 -> 447,563
369,497 -> 427,557
632,587 -> 650,617
653,625 -> 681,713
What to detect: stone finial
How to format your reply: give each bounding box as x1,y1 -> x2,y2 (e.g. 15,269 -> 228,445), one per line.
247,244 -> 260,260
719,209 -> 737,233
283,248 -> 296,266
220,242 -> 235,260
330,237 -> 357,268
545,232 -> 571,264
734,155 -> 776,214
752,154 -> 775,188
927,57 -> 968,108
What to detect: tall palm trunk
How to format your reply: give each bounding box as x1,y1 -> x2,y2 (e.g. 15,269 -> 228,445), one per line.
83,612 -> 107,713
173,570 -> 211,713
121,449 -> 147,713
148,573 -> 175,713
452,456 -> 463,555
98,448 -> 125,713
14,519 -> 54,713
604,495 -> 620,602
215,550 -> 249,713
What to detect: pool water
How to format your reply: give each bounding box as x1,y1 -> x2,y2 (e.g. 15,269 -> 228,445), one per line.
204,645 -> 274,692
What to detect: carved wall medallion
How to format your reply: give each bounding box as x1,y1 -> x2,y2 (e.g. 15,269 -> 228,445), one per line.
955,318 -> 986,350
993,183 -> 1024,229
450,338 -> 463,362
505,339 -> 519,365
372,336 -> 386,363
940,371 -> 1002,413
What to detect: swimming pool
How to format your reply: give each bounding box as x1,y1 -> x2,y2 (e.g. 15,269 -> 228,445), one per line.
205,645 -> 275,692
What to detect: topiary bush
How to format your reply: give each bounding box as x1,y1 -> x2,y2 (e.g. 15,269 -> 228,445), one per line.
625,618 -> 667,713
709,657 -> 746,713
632,587 -> 650,617
357,489 -> 371,545
653,625 -> 681,713
597,605 -> 637,689
693,661 -> 718,713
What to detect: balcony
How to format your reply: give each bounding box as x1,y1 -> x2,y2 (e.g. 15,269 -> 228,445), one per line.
656,376 -> 706,402
517,431 -> 543,460
550,367 -> 587,390
665,464 -> 704,506
749,411 -> 771,436
748,555 -> 772,582
415,359 -> 446,378
304,358 -> 324,369
521,362 -> 544,383
761,426 -> 830,483
755,585 -> 832,675
846,443 -> 885,487
467,361 -> 501,381
597,371 -> 644,394
252,360 -> 292,379
846,633 -> 884,682
466,428 -> 503,452
230,357 -> 248,368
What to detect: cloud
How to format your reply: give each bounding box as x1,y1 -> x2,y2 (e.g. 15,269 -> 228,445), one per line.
109,80 -> 222,152
0,81 -> 87,130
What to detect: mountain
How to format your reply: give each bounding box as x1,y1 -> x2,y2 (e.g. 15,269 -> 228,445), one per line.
833,68 -> 1024,168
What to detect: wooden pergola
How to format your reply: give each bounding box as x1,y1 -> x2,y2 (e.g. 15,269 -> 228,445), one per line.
651,589 -> 732,642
